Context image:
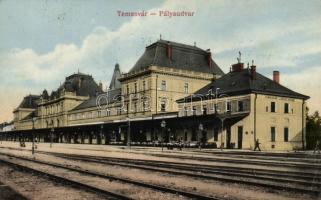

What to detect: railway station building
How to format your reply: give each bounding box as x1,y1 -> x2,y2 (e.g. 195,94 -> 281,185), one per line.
1,39 -> 309,151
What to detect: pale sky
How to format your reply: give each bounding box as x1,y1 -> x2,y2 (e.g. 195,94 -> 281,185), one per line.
0,0 -> 321,123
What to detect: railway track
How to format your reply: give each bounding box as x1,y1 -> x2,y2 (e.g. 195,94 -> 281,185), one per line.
0,152 -> 220,200
61,146 -> 321,170
57,153 -> 321,182
113,150 -> 321,170
46,152 -> 321,196
2,146 -> 321,169
5,148 -> 318,197
0,157 -> 132,200
1,146 -> 320,197
131,148 -> 321,163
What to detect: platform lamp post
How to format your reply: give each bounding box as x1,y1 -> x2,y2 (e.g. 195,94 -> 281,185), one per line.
198,123 -> 203,150
31,114 -> 37,155
127,118 -> 131,149
100,124 -> 103,145
215,87 -> 226,151
50,128 -> 54,148
160,120 -> 166,152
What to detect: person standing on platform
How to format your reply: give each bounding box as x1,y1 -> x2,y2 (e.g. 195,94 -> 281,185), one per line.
254,139 -> 261,151
314,140 -> 320,154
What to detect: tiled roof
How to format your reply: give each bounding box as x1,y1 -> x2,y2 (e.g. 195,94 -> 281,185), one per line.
17,95 -> 40,109
42,72 -> 103,100
177,67 -> 309,102
129,39 -> 224,75
71,88 -> 121,111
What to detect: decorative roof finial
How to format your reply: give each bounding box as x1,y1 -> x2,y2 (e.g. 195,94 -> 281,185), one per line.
237,51 -> 241,63
247,62 -> 249,68
252,59 -> 254,66
194,42 -> 196,47
160,34 -> 162,40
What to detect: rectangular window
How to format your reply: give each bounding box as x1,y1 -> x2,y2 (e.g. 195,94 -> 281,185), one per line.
161,80 -> 166,91
213,103 -> 218,113
87,112 -> 92,118
160,101 -> 166,112
126,104 -> 129,113
184,83 -> 189,94
284,127 -> 289,142
98,111 -> 101,117
107,109 -> 111,116
126,85 -> 129,94
203,105 -> 207,115
134,82 -> 137,93
117,108 -> 121,115
271,127 -> 276,142
284,103 -> 289,113
226,101 -> 231,112
192,106 -> 196,115
142,81 -> 146,90
134,102 -> 137,112
184,107 -> 188,116
101,110 -> 105,117
238,101 -> 244,112
271,102 -> 276,113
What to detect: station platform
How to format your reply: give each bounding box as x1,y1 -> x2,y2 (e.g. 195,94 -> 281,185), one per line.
0,182 -> 27,200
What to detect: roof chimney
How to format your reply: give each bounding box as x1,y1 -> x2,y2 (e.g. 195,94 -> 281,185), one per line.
250,65 -> 256,80
232,63 -> 244,72
251,60 -> 256,80
273,71 -> 280,84
206,49 -> 212,67
166,42 -> 172,60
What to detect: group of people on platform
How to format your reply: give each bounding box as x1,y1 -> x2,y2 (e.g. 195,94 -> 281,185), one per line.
12,135 -> 321,154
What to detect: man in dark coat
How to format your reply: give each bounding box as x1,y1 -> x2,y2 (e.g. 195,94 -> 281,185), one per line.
254,139 -> 261,151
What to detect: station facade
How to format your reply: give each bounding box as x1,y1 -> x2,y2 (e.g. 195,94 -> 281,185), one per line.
2,40 -> 309,150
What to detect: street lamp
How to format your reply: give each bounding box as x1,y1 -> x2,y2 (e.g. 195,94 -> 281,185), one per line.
50,128 -> 54,148
198,123 -> 203,150
160,120 -> 166,152
31,114 -> 36,155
